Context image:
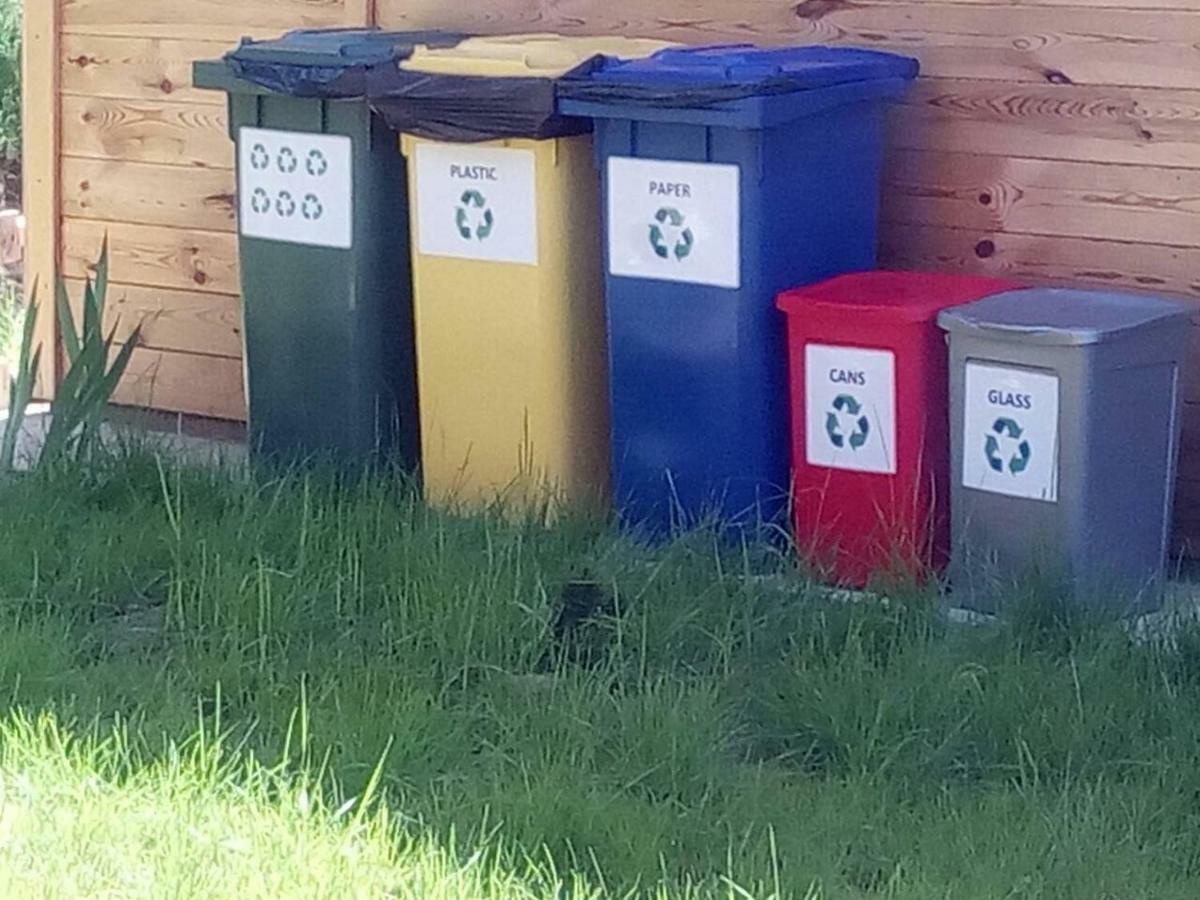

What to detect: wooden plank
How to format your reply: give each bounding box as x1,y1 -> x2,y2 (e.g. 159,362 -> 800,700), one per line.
62,219 -> 240,296
908,0 -> 1199,8
62,157 -> 236,232
61,95 -> 231,169
889,79 -> 1200,170
61,34 -> 231,106
113,346 -> 245,421
23,0 -> 60,399
62,0 -> 361,40
377,1 -> 1200,88
883,151 -> 1200,249
64,279 -> 242,358
878,223 -> 1200,300
791,3 -> 1200,90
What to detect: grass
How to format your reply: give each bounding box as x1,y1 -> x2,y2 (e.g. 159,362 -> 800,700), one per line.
1,447 -> 1200,897
0,276 -> 20,369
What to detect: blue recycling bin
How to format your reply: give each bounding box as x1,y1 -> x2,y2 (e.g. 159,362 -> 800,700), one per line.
560,45 -> 919,535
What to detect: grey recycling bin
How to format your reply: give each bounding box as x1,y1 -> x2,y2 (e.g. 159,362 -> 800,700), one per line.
939,288 -> 1192,613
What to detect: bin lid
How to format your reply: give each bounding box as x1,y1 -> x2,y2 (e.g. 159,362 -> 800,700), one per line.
369,33 -> 675,142
937,288 -> 1192,347
229,28 -> 460,68
194,28 -> 464,98
398,34 -> 677,78
575,43 -> 918,89
778,271 -> 1020,325
559,44 -> 918,128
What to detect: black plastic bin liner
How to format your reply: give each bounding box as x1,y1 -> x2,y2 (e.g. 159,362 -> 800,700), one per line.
366,59 -> 606,143
224,28 -> 465,99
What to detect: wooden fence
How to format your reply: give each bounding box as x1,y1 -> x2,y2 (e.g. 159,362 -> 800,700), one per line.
24,0 -> 1200,538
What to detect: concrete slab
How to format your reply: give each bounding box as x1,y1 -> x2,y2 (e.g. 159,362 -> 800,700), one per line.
0,405 -> 247,471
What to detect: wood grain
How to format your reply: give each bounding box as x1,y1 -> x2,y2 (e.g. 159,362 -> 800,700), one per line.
889,79 -> 1200,170
879,223 -> 1200,299
23,0 -> 59,398
61,0 -> 362,40
62,218 -> 240,296
884,151 -> 1200,248
42,0 -> 1200,543
792,4 -> 1200,90
113,346 -> 246,421
62,157 -> 237,232
61,95 -> 231,169
377,0 -> 1200,88
61,34 -> 231,105
64,278 -> 242,358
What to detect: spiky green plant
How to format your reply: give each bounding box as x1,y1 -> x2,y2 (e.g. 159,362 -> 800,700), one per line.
0,281 -> 39,470
0,241 -> 141,470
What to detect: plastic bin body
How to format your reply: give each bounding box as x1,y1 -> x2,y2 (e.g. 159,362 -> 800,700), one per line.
779,273 -> 1017,588
940,289 -> 1191,613
387,35 -> 673,511
401,131 -> 609,510
194,30 -> 460,469
560,46 -> 919,535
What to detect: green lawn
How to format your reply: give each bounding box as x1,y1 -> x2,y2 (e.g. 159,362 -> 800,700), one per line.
1,449 -> 1199,898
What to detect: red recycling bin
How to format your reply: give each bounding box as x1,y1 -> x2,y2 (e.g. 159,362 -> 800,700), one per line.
778,272 -> 1018,587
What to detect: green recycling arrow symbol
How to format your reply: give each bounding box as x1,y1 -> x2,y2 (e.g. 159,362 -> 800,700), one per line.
825,394 -> 871,451
649,207 -> 695,261
985,417 -> 1032,475
456,190 -> 495,241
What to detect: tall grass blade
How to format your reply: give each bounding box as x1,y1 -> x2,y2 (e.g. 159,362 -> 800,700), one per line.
0,289 -> 40,471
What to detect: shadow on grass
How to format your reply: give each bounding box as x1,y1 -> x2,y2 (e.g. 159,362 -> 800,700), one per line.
2,444 -> 1200,897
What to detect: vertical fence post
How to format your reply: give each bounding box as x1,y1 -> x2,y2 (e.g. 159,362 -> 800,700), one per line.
22,0 -> 60,399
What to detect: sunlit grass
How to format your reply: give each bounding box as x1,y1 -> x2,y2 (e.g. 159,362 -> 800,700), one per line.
0,447 -> 1198,897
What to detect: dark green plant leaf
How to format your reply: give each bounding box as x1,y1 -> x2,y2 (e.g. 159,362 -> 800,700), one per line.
1,288 -> 40,471
42,253 -> 143,466
56,276 -> 80,366
93,238 -> 110,319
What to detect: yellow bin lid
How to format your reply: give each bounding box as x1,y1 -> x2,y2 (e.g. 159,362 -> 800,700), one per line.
399,33 -> 678,78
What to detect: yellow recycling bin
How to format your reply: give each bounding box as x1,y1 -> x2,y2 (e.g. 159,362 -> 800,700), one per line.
375,35 -> 675,512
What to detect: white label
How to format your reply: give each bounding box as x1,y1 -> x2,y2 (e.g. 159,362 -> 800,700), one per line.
238,128 -> 352,250
414,143 -> 538,265
607,157 -> 740,289
804,344 -> 897,475
962,362 -> 1059,502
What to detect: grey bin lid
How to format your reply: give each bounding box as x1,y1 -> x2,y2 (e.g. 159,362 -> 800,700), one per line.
937,288 -> 1192,347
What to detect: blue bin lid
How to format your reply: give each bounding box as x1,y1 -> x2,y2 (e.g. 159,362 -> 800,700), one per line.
227,28 -> 463,69
582,43 -> 918,90
558,43 -> 918,128
938,288 -> 1192,347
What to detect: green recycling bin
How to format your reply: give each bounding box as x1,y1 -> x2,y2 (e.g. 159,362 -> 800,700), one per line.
194,28 -> 462,468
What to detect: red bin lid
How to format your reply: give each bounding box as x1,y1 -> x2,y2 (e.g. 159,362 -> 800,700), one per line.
777,271 -> 1021,325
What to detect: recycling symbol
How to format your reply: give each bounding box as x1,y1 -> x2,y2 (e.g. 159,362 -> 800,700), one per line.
649,207 -> 695,261
250,187 -> 270,215
306,149 -> 328,177
825,394 -> 871,450
302,193 -> 323,221
985,418 -> 1032,475
277,147 -> 298,174
275,190 -> 297,218
250,143 -> 270,171
456,190 -> 495,241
